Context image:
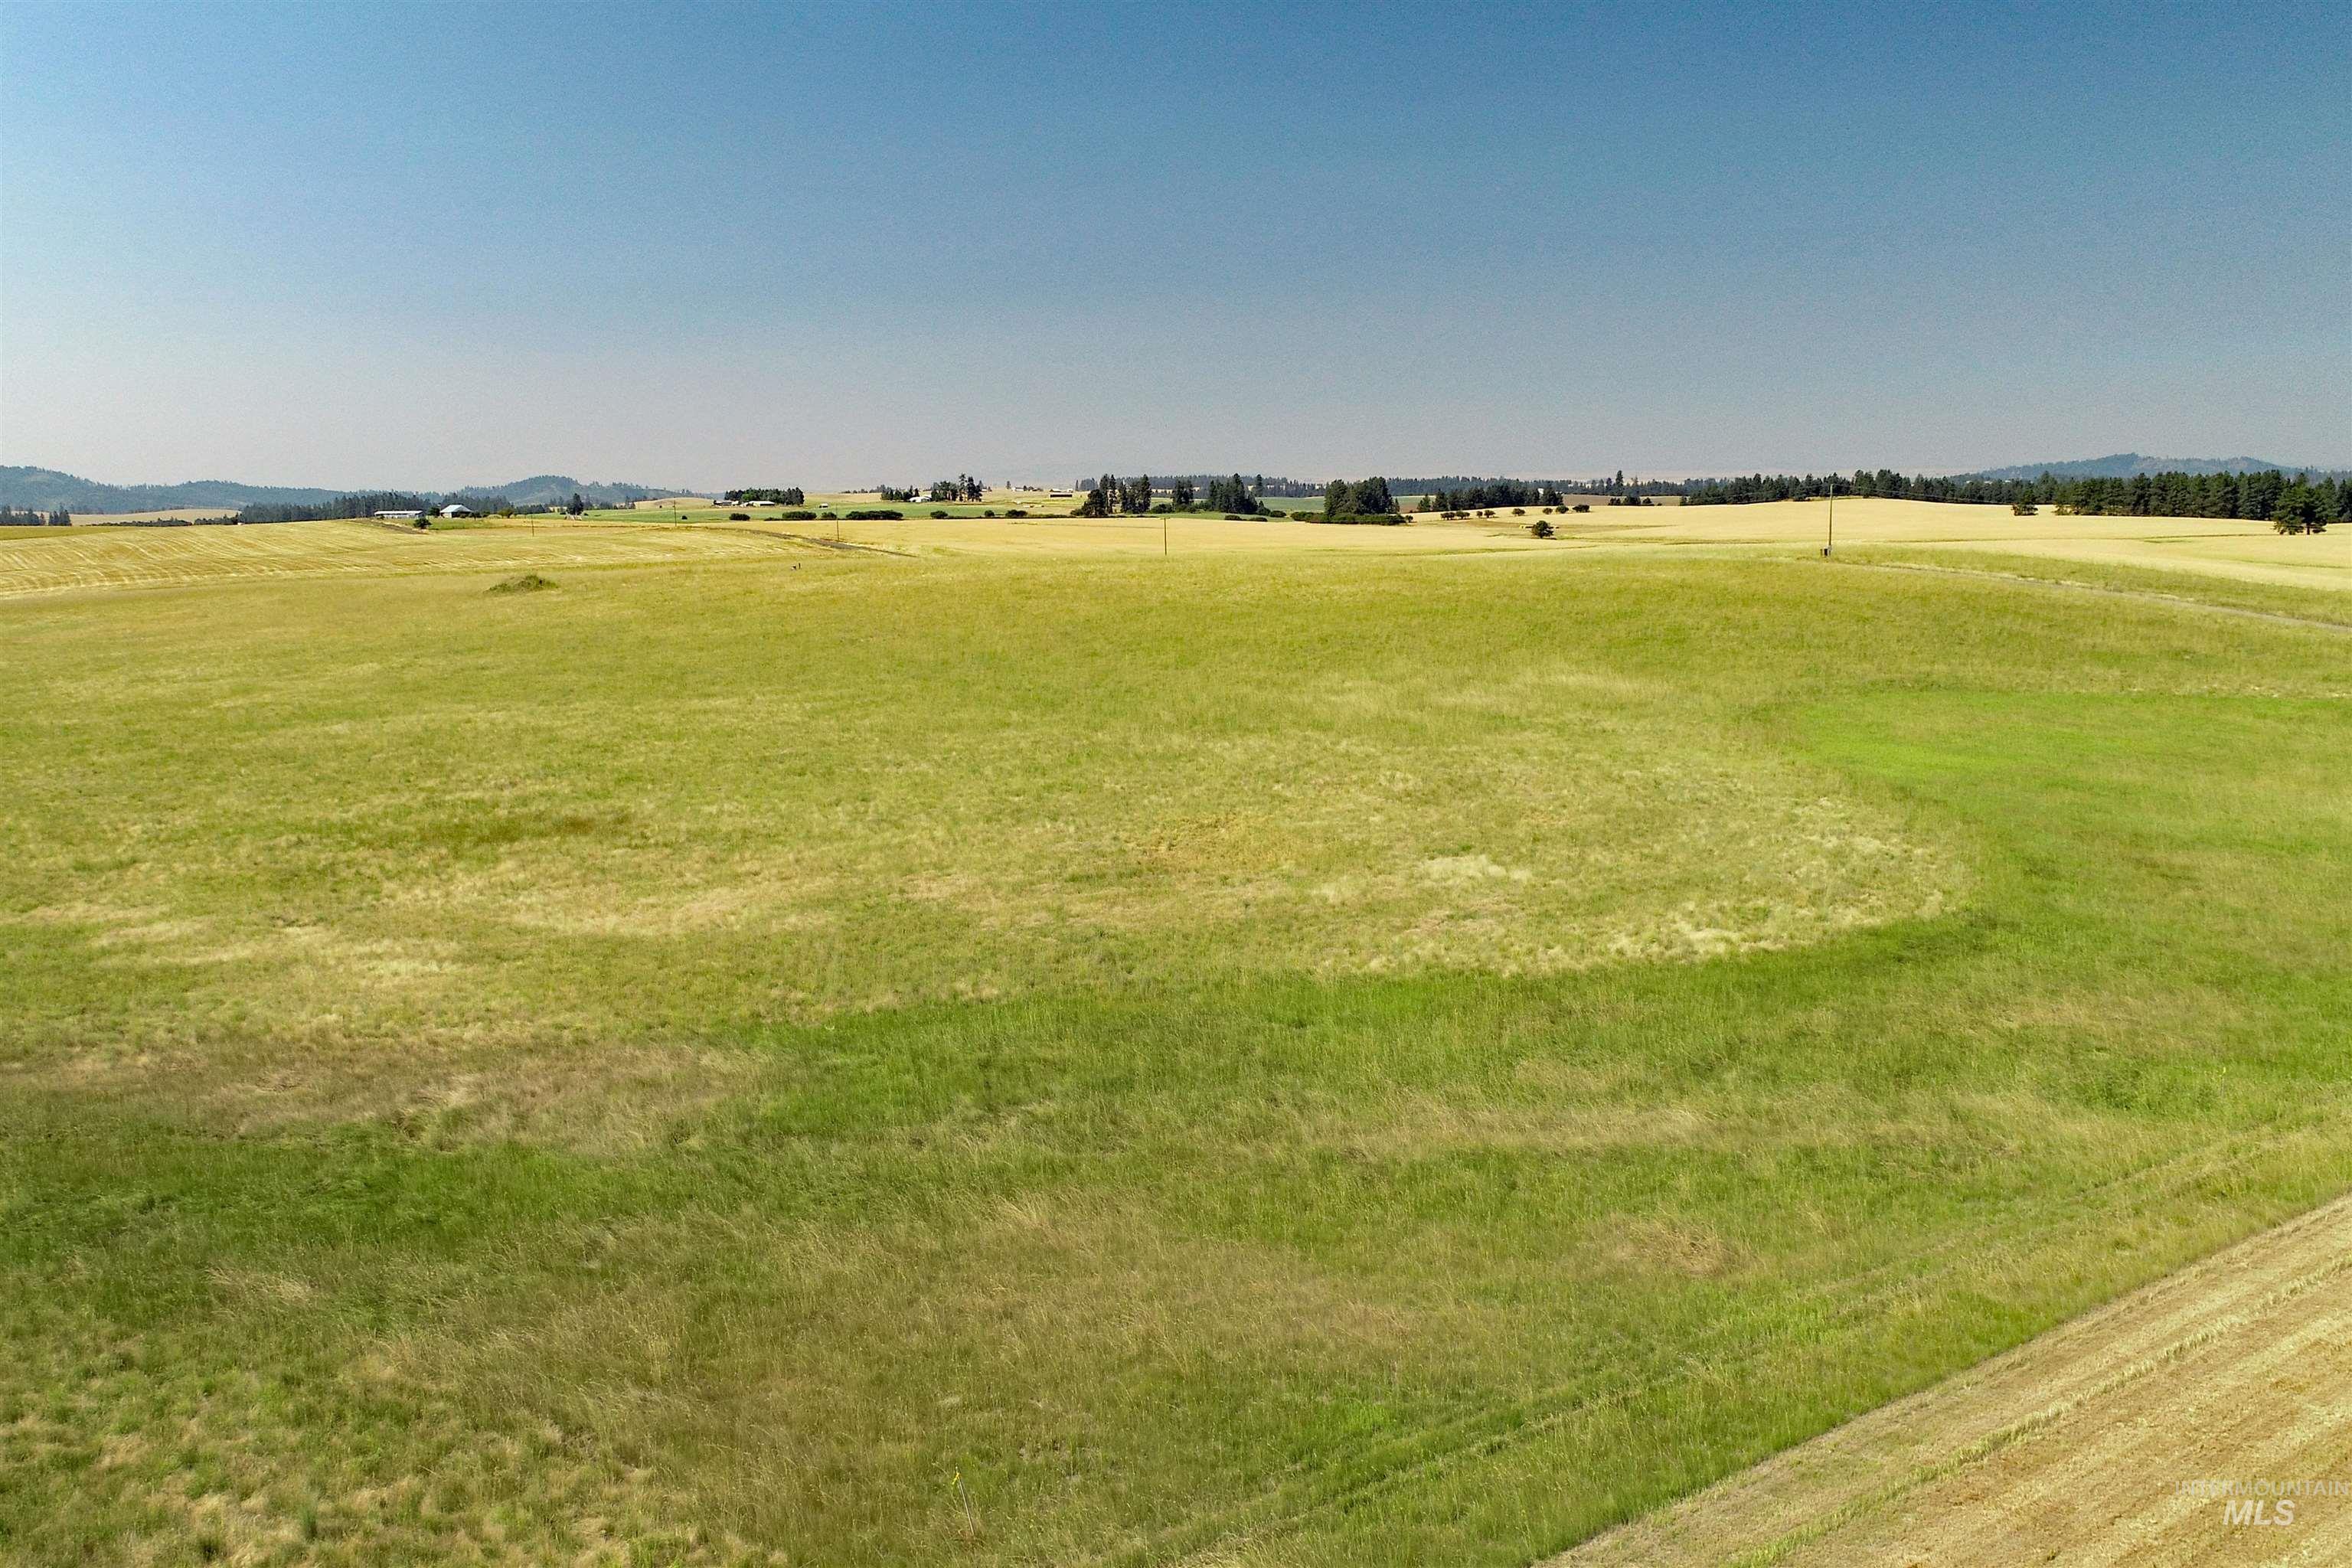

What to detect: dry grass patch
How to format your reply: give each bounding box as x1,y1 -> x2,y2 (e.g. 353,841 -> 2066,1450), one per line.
1553,496 -> 2352,596
0,517 -> 814,598
2,560 -> 1962,1141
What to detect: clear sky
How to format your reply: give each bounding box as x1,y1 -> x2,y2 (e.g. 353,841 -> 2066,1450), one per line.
3,0 -> 2344,489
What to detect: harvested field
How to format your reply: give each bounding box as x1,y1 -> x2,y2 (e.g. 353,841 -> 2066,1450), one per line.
0,517 -> 815,598
1553,497 -> 2351,595
1560,1193 -> 2352,1566
613,497 -> 2352,600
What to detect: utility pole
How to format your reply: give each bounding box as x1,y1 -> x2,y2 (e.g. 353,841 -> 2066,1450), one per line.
1824,476 -> 1834,557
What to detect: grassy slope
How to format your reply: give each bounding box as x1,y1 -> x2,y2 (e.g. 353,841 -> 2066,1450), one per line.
1550,497 -> 2350,597
1835,544 -> 2352,629
2,548 -> 2348,1566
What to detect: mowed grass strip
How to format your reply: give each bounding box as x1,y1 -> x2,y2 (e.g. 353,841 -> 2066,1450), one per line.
2,548 -> 2348,1566
1834,544 -> 2352,629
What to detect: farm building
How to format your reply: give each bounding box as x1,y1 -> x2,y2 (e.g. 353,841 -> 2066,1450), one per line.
438,504 -> 476,518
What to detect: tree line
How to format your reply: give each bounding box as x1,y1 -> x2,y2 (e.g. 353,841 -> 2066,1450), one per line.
1400,471 -> 1681,499
867,479 -> 982,503
1098,473 -> 1325,498
237,492 -> 438,523
1071,473 -> 1269,517
230,491 -> 597,523
1067,472 -> 1400,521
2041,469 -> 2342,531
1417,479 -> 1564,511
1067,472 -> 1677,501
724,487 -> 805,505
1074,473 -> 1158,516
0,505 -> 73,526
1684,467 -> 2346,530
1197,475 -> 1256,512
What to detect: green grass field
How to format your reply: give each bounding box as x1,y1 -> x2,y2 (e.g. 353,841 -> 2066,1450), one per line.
4,530 -> 2348,1564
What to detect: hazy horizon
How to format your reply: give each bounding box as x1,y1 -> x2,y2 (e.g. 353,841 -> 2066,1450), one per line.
12,454 -> 2352,503
5,1 -> 2345,489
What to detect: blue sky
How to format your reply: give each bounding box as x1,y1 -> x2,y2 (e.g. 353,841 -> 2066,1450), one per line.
3,0 -> 2344,488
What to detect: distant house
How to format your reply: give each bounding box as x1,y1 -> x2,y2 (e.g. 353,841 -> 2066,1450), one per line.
374,510 -> 423,521
439,504 -> 476,518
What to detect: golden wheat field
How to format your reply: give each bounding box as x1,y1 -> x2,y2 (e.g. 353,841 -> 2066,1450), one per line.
573,496 -> 2352,596
11,502 -> 2339,619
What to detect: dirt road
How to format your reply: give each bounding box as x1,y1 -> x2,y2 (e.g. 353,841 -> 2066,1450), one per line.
1557,1194 -> 2352,1566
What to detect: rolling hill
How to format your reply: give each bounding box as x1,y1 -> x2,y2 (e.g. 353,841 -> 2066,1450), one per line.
0,467 -> 342,514
0,466 -> 681,514
1968,452 -> 2344,482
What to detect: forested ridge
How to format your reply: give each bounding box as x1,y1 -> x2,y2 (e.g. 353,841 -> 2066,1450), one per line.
1685,466 -> 2345,529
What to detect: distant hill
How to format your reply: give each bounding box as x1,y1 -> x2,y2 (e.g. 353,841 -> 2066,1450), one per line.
443,475 -> 674,508
1968,453 -> 2344,482
1,466 -> 680,513
0,467 -> 343,513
